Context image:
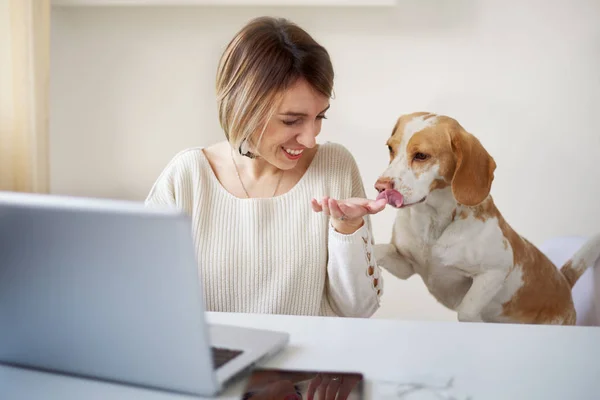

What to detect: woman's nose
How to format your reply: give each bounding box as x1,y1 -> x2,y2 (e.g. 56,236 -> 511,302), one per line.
296,125 -> 318,148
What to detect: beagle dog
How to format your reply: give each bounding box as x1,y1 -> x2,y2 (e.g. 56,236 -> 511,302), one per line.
374,112 -> 600,324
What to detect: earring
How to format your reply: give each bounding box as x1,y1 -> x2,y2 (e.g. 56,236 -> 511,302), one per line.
238,139 -> 256,159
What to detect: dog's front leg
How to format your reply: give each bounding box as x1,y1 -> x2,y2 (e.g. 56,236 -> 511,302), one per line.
374,243 -> 414,279
456,270 -> 506,322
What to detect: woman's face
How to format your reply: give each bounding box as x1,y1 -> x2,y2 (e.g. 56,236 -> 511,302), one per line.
253,78 -> 330,170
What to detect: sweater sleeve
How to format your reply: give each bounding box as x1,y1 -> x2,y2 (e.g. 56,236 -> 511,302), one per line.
144,149 -> 199,214
324,147 -> 383,318
145,165 -> 177,208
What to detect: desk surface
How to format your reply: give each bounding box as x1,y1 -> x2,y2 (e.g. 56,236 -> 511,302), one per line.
2,312 -> 600,399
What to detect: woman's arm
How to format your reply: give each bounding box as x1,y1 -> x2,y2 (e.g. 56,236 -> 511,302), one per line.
319,147 -> 384,318
144,149 -> 198,213
326,217 -> 382,318
145,172 -> 176,208
145,156 -> 178,208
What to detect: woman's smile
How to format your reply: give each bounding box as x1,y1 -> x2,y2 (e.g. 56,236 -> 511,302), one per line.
282,146 -> 304,160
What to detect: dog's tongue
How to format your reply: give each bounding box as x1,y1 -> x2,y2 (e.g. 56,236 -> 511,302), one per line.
376,189 -> 404,208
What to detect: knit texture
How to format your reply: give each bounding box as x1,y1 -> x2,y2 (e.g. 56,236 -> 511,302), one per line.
145,142 -> 383,317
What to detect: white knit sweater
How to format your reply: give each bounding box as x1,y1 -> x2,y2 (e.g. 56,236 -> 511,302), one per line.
145,142 -> 383,317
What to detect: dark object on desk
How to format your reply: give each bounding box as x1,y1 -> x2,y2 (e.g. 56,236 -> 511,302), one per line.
241,367 -> 364,400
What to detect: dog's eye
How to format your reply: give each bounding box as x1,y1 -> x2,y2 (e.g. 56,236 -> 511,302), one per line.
413,152 -> 429,161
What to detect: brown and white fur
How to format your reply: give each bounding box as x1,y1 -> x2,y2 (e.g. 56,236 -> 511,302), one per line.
374,112 -> 600,325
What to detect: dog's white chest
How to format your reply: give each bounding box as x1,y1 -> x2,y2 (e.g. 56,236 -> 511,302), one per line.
395,239 -> 472,310
391,208 -> 512,311
392,209 -> 442,265
391,210 -> 473,309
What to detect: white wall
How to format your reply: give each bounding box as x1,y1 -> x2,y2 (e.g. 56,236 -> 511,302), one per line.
49,0 -> 600,321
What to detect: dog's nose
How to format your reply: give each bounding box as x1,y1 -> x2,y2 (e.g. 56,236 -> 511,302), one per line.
374,178 -> 394,193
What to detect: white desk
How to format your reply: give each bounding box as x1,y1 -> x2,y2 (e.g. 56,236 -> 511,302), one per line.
2,312 -> 599,399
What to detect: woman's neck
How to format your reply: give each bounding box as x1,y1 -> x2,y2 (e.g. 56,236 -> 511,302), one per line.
231,147 -> 282,181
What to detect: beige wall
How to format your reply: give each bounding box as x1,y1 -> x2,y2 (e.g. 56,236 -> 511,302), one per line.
49,0 -> 600,321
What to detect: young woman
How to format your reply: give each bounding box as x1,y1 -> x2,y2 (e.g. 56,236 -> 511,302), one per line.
146,16 -> 387,318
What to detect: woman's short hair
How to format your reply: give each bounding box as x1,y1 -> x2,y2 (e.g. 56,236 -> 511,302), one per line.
215,16 -> 334,152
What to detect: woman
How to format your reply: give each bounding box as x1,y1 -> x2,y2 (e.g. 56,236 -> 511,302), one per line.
145,16 -> 387,318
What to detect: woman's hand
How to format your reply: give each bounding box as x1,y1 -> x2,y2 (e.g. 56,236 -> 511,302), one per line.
311,196 -> 387,235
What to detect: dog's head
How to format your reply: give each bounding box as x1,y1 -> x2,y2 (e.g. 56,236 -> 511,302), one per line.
375,112 -> 496,208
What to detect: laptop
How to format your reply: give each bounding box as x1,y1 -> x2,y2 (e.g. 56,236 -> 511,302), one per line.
0,191 -> 289,397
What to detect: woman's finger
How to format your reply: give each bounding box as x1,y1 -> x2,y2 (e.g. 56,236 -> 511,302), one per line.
339,198 -> 387,216
366,198 -> 387,214
311,198 -> 323,212
328,198 -> 345,220
321,196 -> 331,216
340,197 -> 371,207
338,202 -> 367,219
317,196 -> 387,217
343,197 -> 388,207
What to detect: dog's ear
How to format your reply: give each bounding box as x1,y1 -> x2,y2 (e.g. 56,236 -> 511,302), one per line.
449,124 -> 496,206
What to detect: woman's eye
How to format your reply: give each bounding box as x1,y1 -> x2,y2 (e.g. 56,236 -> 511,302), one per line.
413,152 -> 429,161
283,115 -> 326,126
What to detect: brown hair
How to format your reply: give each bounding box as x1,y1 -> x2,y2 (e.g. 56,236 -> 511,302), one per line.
215,16 -> 334,155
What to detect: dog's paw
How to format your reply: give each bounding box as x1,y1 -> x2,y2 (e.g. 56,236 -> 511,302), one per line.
373,244 -> 414,280
457,309 -> 483,323
373,243 -> 395,256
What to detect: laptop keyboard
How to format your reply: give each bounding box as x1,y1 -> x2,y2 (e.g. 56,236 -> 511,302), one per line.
211,346 -> 243,369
